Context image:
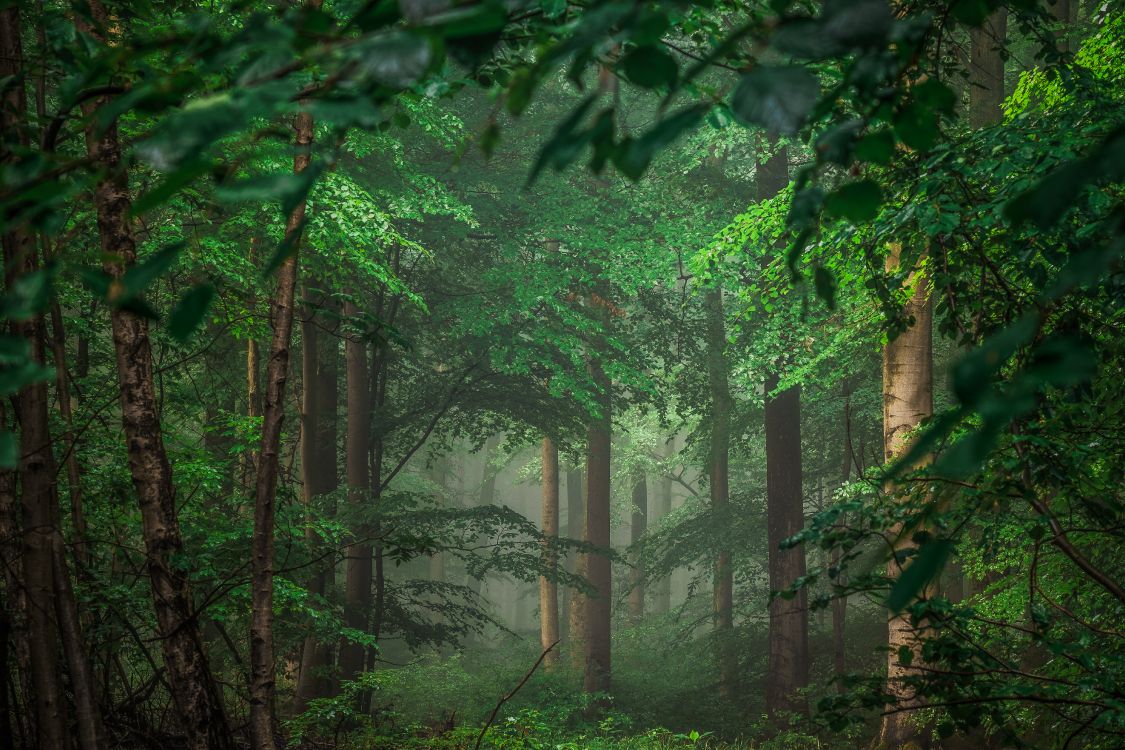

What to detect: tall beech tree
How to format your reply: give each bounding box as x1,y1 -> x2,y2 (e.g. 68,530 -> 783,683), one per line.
876,245 -> 934,748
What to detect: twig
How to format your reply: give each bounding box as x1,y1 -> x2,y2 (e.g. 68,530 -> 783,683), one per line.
473,640 -> 559,750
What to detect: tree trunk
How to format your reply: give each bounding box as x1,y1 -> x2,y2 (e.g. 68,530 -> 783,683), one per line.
0,406 -> 30,747
582,348 -> 612,696
540,438 -> 560,669
249,98 -> 316,750
627,472 -> 647,624
1,11 -> 67,746
295,294 -> 339,712
50,528 -> 106,750
651,441 -> 673,616
704,286 -> 736,699
339,301 -> 372,683
73,3 -> 235,745
564,466 -> 585,648
764,375 -> 809,717
877,245 -> 934,748
1051,0 -> 1072,53
969,10 -> 1007,128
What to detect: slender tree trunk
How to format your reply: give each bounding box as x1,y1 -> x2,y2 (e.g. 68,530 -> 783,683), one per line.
704,287 -> 736,699
339,301 -> 372,683
651,441 -> 673,616
73,3 -> 235,745
565,466 -> 585,649
295,295 -> 338,712
627,472 -> 647,624
969,9 -> 1008,128
582,331 -> 612,695
540,438 -> 560,669
249,97 -> 316,750
47,299 -> 90,567
49,529 -> 105,750
832,383 -> 853,692
474,434 -> 502,600
878,246 -> 934,748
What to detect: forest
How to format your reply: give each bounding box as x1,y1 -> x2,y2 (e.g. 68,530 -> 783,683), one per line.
1,0 -> 1123,748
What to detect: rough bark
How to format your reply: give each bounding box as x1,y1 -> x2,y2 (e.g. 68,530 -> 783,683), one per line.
969,10 -> 1008,128
878,245 -> 934,748
249,99 -> 316,749
704,286 -> 736,699
0,406 -> 30,746
339,301 -> 372,683
294,295 -> 339,712
582,344 -> 612,695
540,438 -> 560,669
74,3 -> 235,745
764,375 -> 809,717
627,472 -> 647,624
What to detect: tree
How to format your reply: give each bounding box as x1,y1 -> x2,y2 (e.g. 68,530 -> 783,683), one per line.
760,141 -> 809,718
539,437 -> 560,669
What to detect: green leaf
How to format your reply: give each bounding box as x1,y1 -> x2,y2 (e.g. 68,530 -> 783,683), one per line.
894,100 -> 939,151
613,105 -> 708,180
131,159 -> 212,217
824,179 -> 883,222
731,66 -> 819,134
854,129 -> 895,164
0,430 -> 16,469
167,283 -> 216,342
814,266 -> 838,309
120,243 -> 184,299
621,46 -> 678,89
951,0 -> 991,26
886,539 -> 954,613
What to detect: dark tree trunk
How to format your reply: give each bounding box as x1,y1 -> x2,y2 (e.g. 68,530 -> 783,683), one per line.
295,294 -> 339,712
339,301 -> 372,683
627,472 -> 647,624
969,10 -> 1008,128
582,343 -> 612,696
73,3 -> 235,745
764,375 -> 809,717
540,438 -> 560,669
249,94 -> 317,750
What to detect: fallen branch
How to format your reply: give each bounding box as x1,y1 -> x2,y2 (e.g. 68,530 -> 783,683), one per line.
474,640 -> 560,750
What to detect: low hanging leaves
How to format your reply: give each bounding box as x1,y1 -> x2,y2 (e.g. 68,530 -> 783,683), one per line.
731,66 -> 819,135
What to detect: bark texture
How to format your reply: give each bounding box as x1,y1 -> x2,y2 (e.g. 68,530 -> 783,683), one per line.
565,466 -> 585,649
539,438 -> 560,669
877,246 -> 934,749
74,3 -> 235,744
249,99 -> 316,749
